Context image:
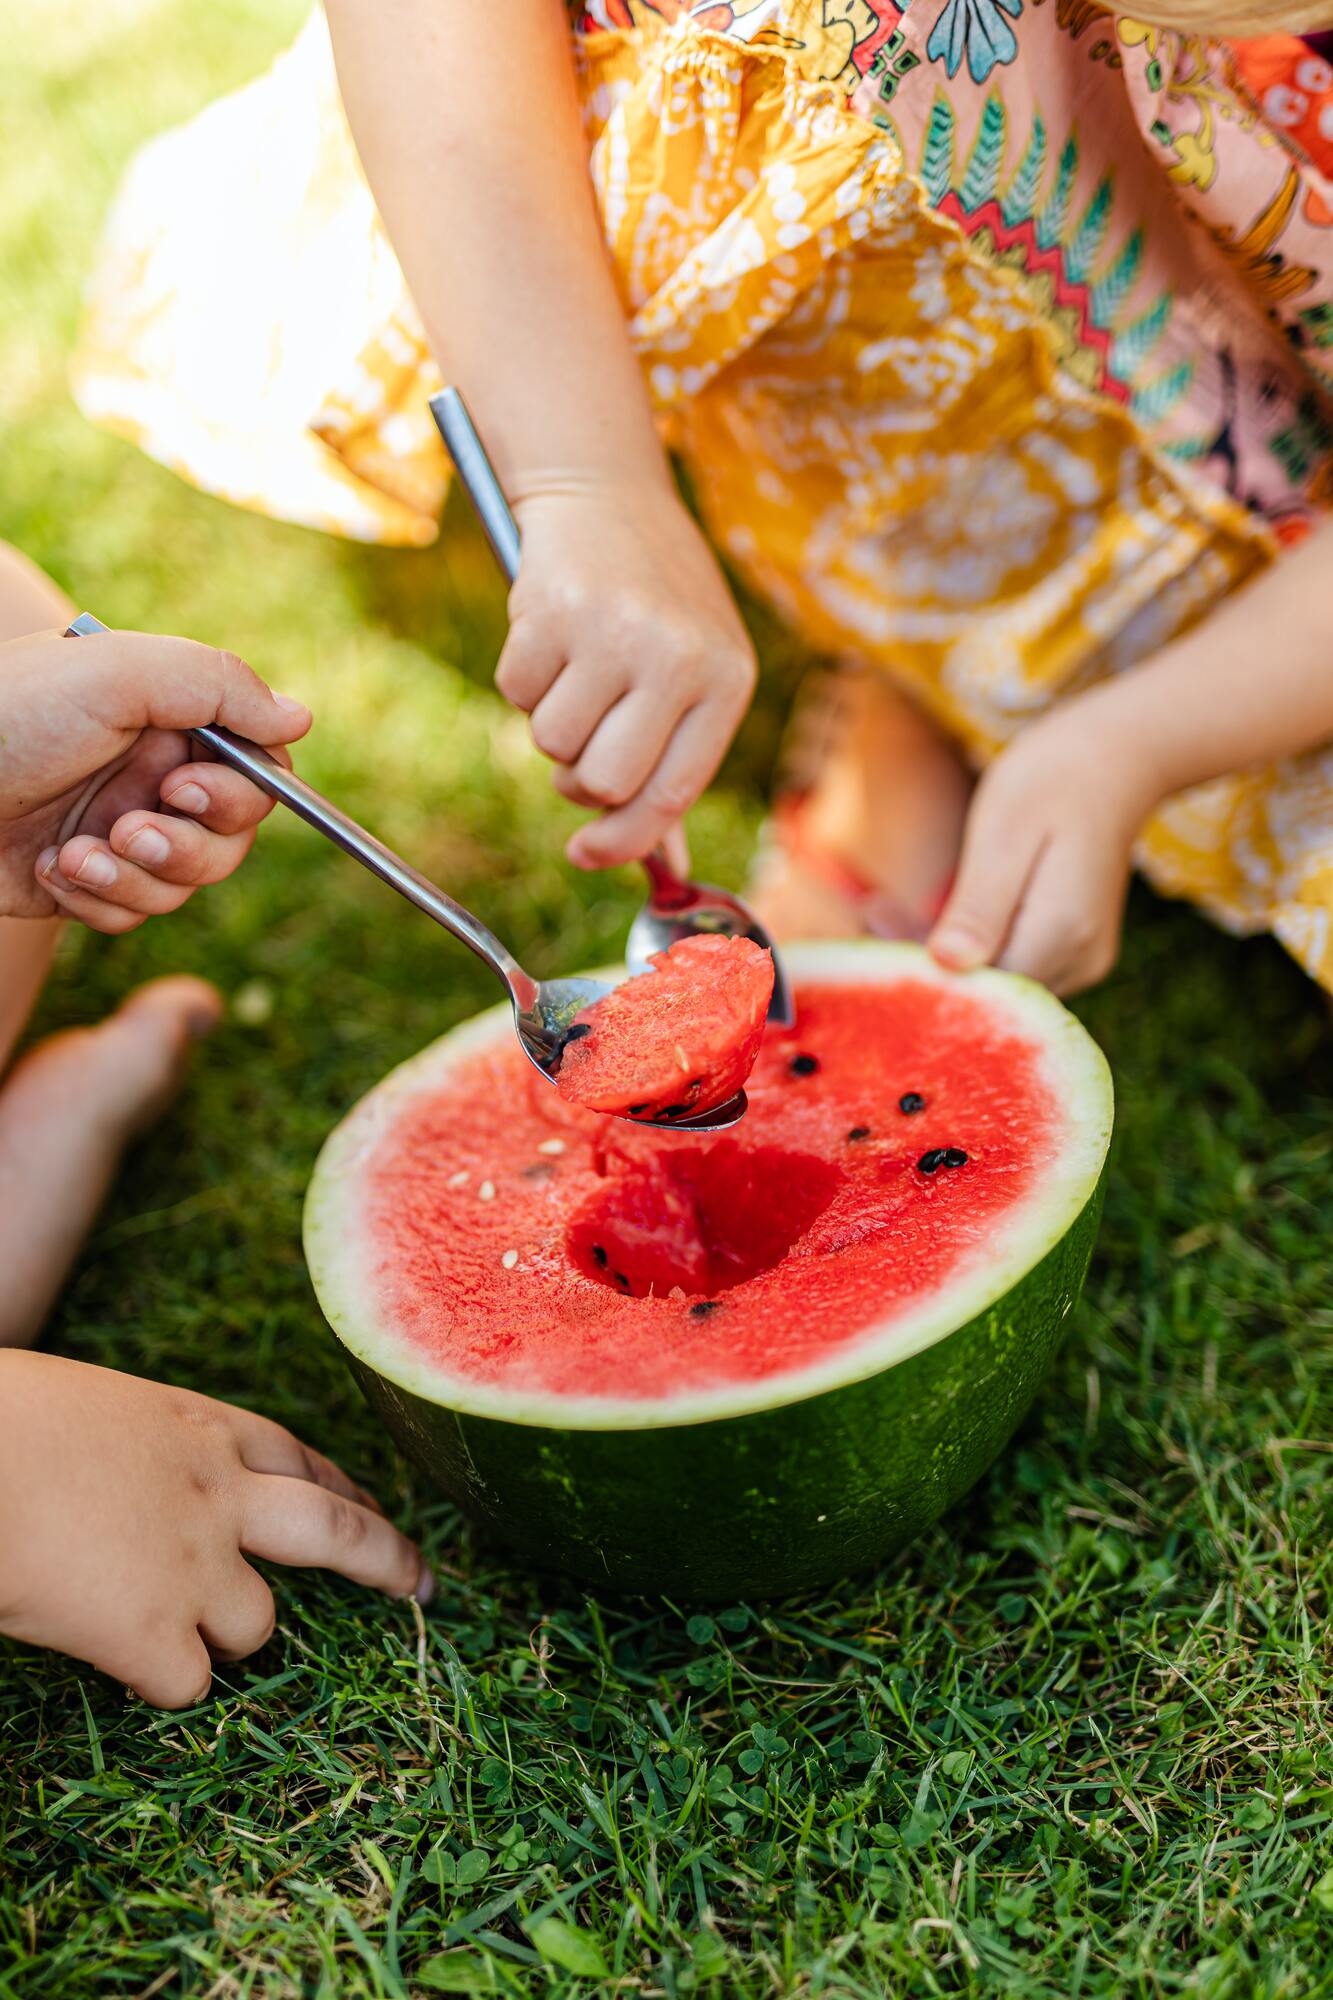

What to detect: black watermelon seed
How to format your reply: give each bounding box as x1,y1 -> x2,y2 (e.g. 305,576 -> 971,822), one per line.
591,1244 -> 609,1268
628,1102 -> 651,1116
917,1149 -> 945,1174
660,1102 -> 693,1119
789,1054 -> 820,1077
613,1270 -> 632,1291
522,1161 -> 556,1181
899,1092 -> 926,1114
689,1300 -> 723,1319
847,1125 -> 871,1142
943,1148 -> 969,1168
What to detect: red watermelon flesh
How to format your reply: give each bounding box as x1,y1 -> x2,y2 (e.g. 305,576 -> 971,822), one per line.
554,933 -> 774,1120
352,971 -> 1067,1407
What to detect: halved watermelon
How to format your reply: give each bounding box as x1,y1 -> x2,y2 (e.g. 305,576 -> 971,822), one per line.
305,943 -> 1112,1599
555,934 -> 774,1120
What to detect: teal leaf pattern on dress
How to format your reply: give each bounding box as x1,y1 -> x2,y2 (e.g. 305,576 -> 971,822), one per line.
926,0 -> 1023,85
960,95 -> 1007,211
1064,178 -> 1112,287
1090,227 -> 1143,329
922,96 -> 956,205
1000,116 -> 1046,227
1132,359 -> 1195,426
1110,295 -> 1170,380
1035,135 -> 1077,252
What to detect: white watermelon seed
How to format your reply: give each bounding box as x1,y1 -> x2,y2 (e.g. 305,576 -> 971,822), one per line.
501,1249 -> 519,1270
447,1170 -> 469,1188
537,1138 -> 566,1156
478,1180 -> 496,1201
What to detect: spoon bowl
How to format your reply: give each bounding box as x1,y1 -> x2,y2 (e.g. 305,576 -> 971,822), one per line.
628,847 -> 796,1027
516,972 -> 748,1130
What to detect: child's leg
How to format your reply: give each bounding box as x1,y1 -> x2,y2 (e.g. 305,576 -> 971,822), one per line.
0,546 -> 222,1349
750,666 -> 973,942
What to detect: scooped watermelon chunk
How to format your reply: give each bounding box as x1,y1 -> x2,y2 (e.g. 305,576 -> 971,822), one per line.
554,934 -> 774,1120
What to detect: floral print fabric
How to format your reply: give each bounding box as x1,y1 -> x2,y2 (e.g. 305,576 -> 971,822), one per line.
73,4 -> 1333,985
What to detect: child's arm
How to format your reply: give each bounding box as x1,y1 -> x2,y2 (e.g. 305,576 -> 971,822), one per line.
324,0 -> 756,867
929,518 -> 1333,992
0,1351 -> 429,1707
0,625 -> 310,931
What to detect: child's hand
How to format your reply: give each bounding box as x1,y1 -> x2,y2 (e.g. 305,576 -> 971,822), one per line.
928,699 -> 1159,995
0,626 -> 311,931
501,487 -> 756,867
0,1351 -> 429,1708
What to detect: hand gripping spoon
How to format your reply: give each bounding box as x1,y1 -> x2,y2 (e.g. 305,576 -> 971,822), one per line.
63,612 -> 745,1133
428,388 -> 795,1028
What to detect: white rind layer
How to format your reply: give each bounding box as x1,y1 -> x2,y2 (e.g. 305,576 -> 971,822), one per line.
304,942 -> 1113,1431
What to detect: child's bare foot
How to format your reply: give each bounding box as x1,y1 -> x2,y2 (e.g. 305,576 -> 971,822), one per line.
749,670 -> 973,944
0,976 -> 222,1348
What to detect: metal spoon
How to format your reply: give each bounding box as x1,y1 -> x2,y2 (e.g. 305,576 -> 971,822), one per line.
429,388 -> 795,1027
628,846 -> 795,1025
63,612 -> 745,1133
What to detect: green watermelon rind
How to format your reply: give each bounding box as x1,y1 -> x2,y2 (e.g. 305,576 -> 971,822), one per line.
305,942 -> 1112,1596
304,942 -> 1113,1430
344,1170 -> 1104,1597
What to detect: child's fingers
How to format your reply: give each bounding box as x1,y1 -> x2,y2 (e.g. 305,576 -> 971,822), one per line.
105,1632 -> 213,1711
32,850 -> 160,934
159,761 -> 279,836
227,1404 -> 385,1515
927,789 -> 1043,972
662,821 -> 691,878
495,615 -> 564,713
239,1475 -> 427,1601
997,843 -> 1122,995
198,1563 -> 277,1664
570,688 -> 682,809
107,811 -> 255,889
67,628 -> 312,750
549,763 -> 601,808
566,701 -> 727,869
44,835 -> 196,918
527,657 -> 635,767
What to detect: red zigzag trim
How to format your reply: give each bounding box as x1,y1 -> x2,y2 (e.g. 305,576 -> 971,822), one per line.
936,191 -> 1130,403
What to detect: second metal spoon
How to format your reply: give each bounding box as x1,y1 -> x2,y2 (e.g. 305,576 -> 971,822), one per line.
429,387 -> 795,1027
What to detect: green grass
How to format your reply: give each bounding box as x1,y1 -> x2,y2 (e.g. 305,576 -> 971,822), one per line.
3,6 -> 1333,1994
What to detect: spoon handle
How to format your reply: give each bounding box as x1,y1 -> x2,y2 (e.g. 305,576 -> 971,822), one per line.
432,392 -> 692,894
63,613 -> 534,1002
430,389 -> 521,585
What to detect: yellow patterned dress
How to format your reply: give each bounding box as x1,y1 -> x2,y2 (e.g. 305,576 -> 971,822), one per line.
74,3 -> 1333,985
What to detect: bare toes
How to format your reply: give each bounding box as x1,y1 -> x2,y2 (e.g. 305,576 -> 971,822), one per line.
98,977 -> 222,1135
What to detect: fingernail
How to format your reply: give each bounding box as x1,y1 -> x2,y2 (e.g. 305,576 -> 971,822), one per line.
414,1563 -> 436,1607
75,851 -> 116,889
36,851 -> 74,897
166,782 -> 209,815
930,927 -> 986,970
124,827 -> 171,866
272,693 -> 309,716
